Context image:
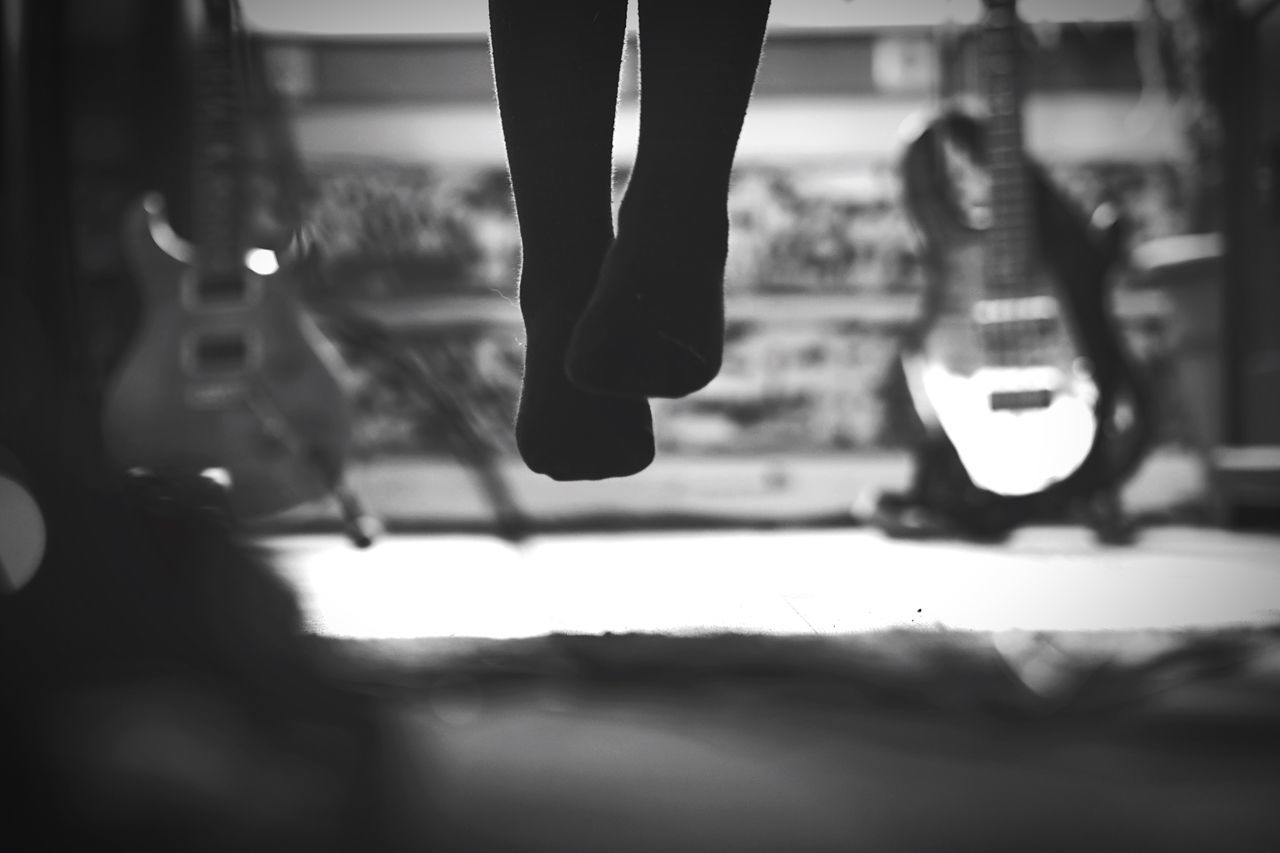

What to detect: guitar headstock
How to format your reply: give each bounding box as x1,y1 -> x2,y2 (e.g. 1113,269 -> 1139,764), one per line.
980,0 -> 1025,64
980,0 -> 1027,69
981,0 -> 1019,17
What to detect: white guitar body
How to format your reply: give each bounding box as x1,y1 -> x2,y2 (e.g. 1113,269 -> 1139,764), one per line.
906,356 -> 1098,498
902,230 -> 1101,497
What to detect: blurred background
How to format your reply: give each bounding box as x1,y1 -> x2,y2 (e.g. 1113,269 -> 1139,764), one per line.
206,0 -> 1276,533
0,0 -> 1268,551
5,4 -> 1280,851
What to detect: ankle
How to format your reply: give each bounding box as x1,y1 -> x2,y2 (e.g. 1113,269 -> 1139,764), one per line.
617,180 -> 729,232
516,243 -> 612,321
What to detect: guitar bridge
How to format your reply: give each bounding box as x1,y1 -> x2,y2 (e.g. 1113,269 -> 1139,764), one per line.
972,296 -> 1059,325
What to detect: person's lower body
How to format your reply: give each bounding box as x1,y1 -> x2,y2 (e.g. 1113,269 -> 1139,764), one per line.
489,0 -> 770,480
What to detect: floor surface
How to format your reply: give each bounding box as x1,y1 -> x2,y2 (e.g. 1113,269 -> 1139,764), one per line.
263,520 -> 1280,852
268,525 -> 1280,640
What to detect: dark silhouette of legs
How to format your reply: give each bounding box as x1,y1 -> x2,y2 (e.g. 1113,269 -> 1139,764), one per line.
488,0 -> 654,480
566,0 -> 771,398
489,0 -> 770,478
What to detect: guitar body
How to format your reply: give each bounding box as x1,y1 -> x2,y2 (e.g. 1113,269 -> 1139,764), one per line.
887,108 -> 1154,539
103,194 -> 352,519
99,1 -> 364,524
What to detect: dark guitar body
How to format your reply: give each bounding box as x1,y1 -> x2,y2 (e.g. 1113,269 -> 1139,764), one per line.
880,109 -> 1155,541
102,196 -> 353,519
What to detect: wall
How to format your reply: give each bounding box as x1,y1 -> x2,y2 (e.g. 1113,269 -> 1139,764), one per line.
258,25 -> 1182,166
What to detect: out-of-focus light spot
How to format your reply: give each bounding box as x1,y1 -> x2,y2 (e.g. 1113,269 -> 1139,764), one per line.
245,249 -> 279,276
0,473 -> 46,594
200,468 -> 234,490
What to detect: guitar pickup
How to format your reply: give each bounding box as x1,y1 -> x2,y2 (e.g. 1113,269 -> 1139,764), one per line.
182,329 -> 261,377
989,388 -> 1054,411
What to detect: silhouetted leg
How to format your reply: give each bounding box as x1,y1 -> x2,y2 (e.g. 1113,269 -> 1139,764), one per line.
488,0 -> 654,480
566,0 -> 771,398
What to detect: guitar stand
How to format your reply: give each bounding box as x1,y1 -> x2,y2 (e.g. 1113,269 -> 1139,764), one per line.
313,304 -> 528,545
294,444 -> 383,550
333,478 -> 383,549
866,436 -> 1144,547
868,485 -> 1141,545
123,464 -> 384,549
1075,487 -> 1140,546
866,489 -> 1015,543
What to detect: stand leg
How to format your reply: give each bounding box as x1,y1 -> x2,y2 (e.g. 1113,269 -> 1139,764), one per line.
1081,487 -> 1139,545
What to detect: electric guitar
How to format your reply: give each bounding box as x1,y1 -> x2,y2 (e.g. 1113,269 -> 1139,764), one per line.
884,0 -> 1154,539
102,0 -> 357,523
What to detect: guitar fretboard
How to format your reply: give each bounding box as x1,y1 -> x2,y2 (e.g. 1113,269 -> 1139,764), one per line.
981,0 -> 1032,299
191,0 -> 248,302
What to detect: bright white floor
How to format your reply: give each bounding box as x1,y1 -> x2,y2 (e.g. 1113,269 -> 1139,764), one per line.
267,525 -> 1280,853
267,525 -> 1280,640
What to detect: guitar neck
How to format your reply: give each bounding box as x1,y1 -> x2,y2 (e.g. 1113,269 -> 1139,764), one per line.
981,0 -> 1033,298
190,0 -> 248,299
